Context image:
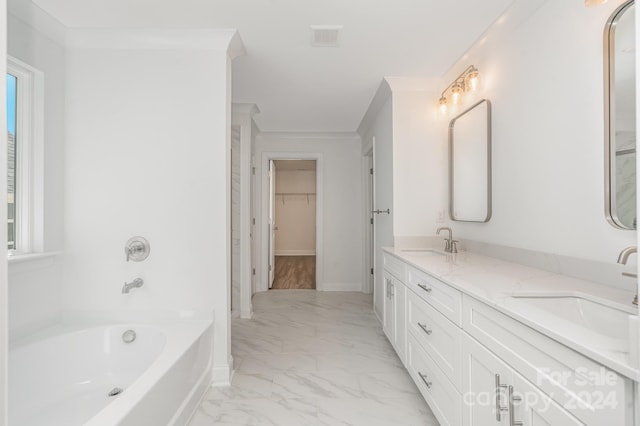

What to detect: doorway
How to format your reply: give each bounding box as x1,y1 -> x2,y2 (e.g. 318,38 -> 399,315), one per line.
269,159 -> 317,289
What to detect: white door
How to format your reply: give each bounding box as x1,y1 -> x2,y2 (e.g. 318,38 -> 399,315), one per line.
382,272 -> 394,341
462,334 -> 511,426
251,158 -> 256,296
367,154 -> 374,294
392,279 -> 406,363
373,134 -> 394,319
268,160 -> 276,288
512,373 -> 586,426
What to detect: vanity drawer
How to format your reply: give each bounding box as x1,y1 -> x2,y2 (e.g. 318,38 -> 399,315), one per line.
407,333 -> 461,426
407,289 -> 462,391
463,295 -> 634,426
407,266 -> 462,326
383,252 -> 407,282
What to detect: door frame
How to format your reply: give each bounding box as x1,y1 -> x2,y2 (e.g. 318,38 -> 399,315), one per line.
362,148 -> 374,294
268,159 -> 276,288
260,152 -> 324,292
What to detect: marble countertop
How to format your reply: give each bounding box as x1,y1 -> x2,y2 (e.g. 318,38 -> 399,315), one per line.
383,246 -> 640,381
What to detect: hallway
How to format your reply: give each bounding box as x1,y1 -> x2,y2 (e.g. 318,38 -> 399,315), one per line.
189,291 -> 438,425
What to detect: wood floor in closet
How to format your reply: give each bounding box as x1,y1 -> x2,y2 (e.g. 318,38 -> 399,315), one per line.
272,256 -> 316,289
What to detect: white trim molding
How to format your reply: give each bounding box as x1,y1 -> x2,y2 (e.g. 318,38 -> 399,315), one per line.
231,103 -> 260,320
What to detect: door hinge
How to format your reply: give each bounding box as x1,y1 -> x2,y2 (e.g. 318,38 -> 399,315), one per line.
252,167 -> 256,175
252,218 -> 256,225
370,268 -> 374,275
269,265 -> 272,271
370,168 -> 373,175
252,268 -> 256,275
370,218 -> 373,225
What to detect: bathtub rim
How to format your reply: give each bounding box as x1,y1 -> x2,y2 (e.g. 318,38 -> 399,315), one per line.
9,309 -> 214,426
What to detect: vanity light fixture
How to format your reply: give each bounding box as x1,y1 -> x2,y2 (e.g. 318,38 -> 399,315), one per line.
451,82 -> 463,104
438,65 -> 480,114
439,96 -> 448,114
585,0 -> 608,6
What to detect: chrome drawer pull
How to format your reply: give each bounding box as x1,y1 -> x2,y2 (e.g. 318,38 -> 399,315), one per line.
508,385 -> 523,426
417,283 -> 432,293
418,372 -> 432,389
417,322 -> 432,335
495,374 -> 508,421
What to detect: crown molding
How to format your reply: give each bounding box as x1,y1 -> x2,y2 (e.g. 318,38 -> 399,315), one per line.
65,28 -> 242,51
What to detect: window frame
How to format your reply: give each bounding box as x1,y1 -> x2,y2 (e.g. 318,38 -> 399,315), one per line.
7,56 -> 44,256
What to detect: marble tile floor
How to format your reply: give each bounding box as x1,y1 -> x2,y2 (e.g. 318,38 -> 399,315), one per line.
189,290 -> 439,426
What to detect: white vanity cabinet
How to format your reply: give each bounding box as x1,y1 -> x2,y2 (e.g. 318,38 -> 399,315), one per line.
407,332 -> 462,426
389,253 -> 464,425
380,249 -> 637,426
463,333 -> 586,426
463,295 -> 634,426
382,254 -> 407,364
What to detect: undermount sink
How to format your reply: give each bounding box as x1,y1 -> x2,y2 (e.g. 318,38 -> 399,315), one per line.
399,249 -> 444,257
510,294 -> 634,341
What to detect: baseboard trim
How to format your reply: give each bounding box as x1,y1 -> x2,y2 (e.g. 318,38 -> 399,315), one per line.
274,250 -> 316,256
317,282 -> 362,292
210,361 -> 233,386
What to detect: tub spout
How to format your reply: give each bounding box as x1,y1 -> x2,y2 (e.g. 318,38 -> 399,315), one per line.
122,278 -> 144,294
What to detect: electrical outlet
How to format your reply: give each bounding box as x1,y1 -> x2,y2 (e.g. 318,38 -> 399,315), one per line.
436,209 -> 445,223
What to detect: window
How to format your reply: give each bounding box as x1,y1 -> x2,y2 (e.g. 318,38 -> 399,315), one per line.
6,57 -> 43,255
6,74 -> 16,250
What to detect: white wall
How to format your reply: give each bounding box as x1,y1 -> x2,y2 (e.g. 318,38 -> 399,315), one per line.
360,81 -> 447,319
7,14 -> 66,338
254,133 -> 363,292
0,0 -> 8,422
391,89 -> 447,237
434,0 -> 636,263
274,169 -> 316,255
63,38 -> 235,382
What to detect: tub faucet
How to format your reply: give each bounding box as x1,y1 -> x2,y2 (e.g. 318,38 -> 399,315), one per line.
617,246 -> 638,306
436,227 -> 457,253
122,278 -> 144,294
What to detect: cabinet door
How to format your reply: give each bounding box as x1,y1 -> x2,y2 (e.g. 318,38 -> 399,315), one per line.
393,279 -> 406,364
462,333 -> 511,426
511,373 -> 585,426
382,271 -> 394,342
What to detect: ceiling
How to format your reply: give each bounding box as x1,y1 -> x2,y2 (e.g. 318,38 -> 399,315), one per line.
14,0 -> 516,132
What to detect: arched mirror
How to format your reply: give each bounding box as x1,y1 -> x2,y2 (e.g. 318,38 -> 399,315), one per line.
605,0 -> 636,230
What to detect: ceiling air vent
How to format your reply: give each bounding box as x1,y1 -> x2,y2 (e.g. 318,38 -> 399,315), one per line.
310,25 -> 342,47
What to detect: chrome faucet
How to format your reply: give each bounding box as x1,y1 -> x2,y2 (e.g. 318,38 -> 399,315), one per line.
617,246 -> 638,306
122,278 -> 144,294
436,227 -> 458,253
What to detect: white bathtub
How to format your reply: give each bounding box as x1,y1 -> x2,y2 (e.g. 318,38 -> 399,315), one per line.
9,316 -> 213,426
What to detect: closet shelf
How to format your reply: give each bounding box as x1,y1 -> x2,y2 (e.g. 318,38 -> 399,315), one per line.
275,192 -> 316,205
